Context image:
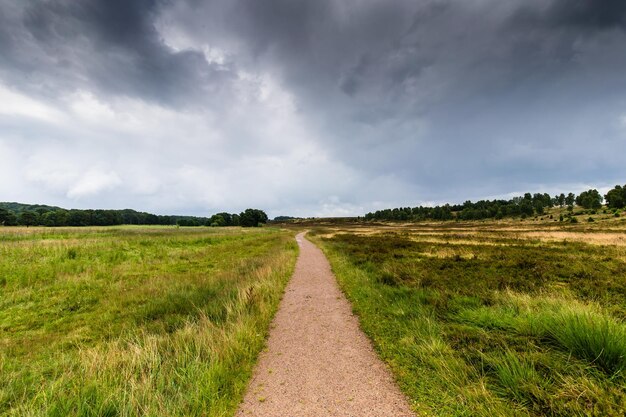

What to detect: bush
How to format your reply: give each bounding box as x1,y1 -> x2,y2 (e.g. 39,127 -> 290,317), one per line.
569,217 -> 578,224
588,217 -> 595,223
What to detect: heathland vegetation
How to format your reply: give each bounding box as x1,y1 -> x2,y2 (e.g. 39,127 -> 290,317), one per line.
365,185 -> 625,222
0,226 -> 297,416
0,203 -> 268,228
310,220 -> 626,416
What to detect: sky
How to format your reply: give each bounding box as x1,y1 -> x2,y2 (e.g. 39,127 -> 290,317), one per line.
0,0 -> 625,218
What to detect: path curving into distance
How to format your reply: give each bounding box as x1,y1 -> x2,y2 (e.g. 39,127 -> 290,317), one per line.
236,232 -> 415,417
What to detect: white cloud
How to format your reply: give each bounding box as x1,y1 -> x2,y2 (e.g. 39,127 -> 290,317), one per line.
65,91 -> 116,124
0,141 -> 23,196
67,170 -> 122,199
0,83 -> 64,124
156,15 -> 228,65
1,76 -> 371,216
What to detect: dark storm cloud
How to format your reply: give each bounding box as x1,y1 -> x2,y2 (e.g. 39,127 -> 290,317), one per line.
187,0 -> 626,102
0,0 -> 235,107
527,0 -> 626,29
174,0 -> 626,191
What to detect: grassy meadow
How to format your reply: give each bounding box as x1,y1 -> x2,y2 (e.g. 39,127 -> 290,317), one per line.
0,226 -> 297,417
310,215 -> 626,416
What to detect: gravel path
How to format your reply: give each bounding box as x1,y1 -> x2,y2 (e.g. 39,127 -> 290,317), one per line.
236,232 -> 415,416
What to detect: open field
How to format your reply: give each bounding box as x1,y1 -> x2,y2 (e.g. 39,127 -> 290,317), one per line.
310,219 -> 626,416
0,226 -> 297,417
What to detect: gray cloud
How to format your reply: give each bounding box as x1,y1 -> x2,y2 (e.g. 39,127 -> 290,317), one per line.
1,0 -> 236,107
205,0 -> 626,188
523,0 -> 626,29
0,0 -> 625,216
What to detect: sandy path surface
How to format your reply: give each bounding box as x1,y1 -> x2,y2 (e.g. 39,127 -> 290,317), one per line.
236,232 -> 415,417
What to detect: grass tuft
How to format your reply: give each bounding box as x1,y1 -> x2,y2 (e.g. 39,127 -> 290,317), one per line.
490,350 -> 547,407
545,310 -> 626,377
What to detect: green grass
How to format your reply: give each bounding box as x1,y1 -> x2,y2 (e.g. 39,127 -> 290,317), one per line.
310,225 -> 626,416
0,226 -> 298,416
545,310 -> 626,377
491,349 -> 548,408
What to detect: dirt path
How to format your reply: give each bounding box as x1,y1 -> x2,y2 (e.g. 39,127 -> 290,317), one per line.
236,232 -> 415,416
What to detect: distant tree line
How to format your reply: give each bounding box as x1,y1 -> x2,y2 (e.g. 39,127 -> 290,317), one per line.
272,216 -> 300,222
365,186 -> 625,222
0,202 -> 269,228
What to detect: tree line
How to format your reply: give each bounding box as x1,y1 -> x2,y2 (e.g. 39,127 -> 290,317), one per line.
365,185 -> 625,222
0,203 -> 268,228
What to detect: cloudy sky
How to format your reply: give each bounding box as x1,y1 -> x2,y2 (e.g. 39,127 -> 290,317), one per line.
1,0 -> 625,217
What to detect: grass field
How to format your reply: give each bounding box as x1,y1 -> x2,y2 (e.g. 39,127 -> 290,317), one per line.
0,226 -> 297,417
310,217 -> 626,416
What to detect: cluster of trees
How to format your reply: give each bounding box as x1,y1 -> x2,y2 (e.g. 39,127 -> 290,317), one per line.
575,189 -> 603,210
0,202 -> 269,228
365,187 -> 616,222
206,209 -> 268,227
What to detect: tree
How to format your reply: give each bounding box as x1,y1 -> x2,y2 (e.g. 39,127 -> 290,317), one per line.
0,208 -> 10,226
543,193 -> 554,208
557,193 -> 566,207
19,211 -> 38,227
177,218 -> 201,226
575,189 -> 603,209
209,214 -> 226,227
5,212 -> 18,226
68,210 -> 90,226
239,209 -> 268,227
519,200 -> 534,217
532,193 -> 551,209
441,204 -> 453,220
605,185 -> 626,209
565,192 -> 575,208
214,212 -> 233,226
